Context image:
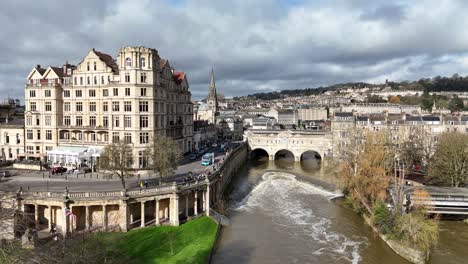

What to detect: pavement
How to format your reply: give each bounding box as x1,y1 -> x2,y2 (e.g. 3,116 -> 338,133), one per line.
0,143 -> 233,193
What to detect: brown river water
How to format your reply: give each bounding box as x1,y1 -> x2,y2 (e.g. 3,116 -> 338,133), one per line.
212,157 -> 468,264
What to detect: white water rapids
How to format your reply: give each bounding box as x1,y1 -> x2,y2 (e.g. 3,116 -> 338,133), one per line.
234,171 -> 365,264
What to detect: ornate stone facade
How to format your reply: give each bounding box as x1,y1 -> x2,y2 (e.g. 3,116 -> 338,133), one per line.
24,46 -> 193,168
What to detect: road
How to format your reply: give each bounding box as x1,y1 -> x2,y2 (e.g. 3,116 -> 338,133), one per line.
0,145 -> 229,193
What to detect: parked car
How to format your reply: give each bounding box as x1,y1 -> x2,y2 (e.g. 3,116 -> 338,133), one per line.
0,171 -> 11,178
51,167 -> 67,174
212,143 -> 218,148
189,154 -> 198,160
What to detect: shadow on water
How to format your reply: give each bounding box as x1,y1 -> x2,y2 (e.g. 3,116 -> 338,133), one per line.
212,239 -> 255,264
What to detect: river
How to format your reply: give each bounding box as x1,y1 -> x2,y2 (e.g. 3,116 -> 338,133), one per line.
212,157 -> 468,264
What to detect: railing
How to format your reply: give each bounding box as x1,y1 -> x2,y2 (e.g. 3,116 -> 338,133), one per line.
58,125 -> 109,131
58,139 -> 109,145
16,142 -> 247,201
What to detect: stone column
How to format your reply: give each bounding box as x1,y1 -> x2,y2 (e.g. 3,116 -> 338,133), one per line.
185,195 -> 189,218
119,202 -> 129,232
102,205 -> 107,230
206,186 -> 211,217
85,206 -> 90,231
140,201 -> 146,227
48,206 -> 53,230
202,191 -> 205,212
62,204 -> 69,235
194,191 -> 198,216
294,155 -> 300,162
171,195 -> 179,226
34,204 -> 39,230
155,199 -> 160,226
269,155 -> 274,160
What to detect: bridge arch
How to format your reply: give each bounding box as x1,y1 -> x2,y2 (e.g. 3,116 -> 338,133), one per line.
250,148 -> 270,160
274,149 -> 295,161
300,150 -> 322,161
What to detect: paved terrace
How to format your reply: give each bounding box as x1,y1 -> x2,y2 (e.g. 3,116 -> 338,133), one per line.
0,143 -> 247,237
0,143 -> 239,193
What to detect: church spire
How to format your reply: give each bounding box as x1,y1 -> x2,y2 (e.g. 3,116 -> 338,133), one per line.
208,67 -> 217,99
207,67 -> 219,122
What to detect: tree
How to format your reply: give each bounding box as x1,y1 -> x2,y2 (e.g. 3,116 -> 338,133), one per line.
397,126 -> 436,169
337,131 -> 393,213
146,136 -> 182,182
427,133 -> 468,187
393,209 -> 439,254
388,96 -> 400,104
99,142 -> 134,189
448,96 -> 464,112
420,97 -> 433,112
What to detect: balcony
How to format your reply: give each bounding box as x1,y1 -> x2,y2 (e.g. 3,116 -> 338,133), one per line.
58,125 -> 109,131
58,139 -> 109,146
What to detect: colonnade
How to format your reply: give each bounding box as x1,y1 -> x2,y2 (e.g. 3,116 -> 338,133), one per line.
18,183 -> 219,235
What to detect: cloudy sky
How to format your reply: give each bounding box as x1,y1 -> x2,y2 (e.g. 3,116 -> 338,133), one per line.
2,0 -> 468,101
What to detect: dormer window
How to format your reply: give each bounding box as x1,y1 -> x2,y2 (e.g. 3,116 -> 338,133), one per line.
140,58 -> 146,68
87,62 -> 90,71
126,58 -> 132,67
93,61 -> 97,71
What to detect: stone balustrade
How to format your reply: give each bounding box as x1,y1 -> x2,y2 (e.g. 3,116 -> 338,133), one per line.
1,142 -> 249,238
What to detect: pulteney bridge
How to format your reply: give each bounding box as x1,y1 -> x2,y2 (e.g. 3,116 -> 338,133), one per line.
244,130 -> 333,162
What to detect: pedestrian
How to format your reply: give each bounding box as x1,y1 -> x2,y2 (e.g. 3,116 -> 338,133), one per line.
140,181 -> 144,188
144,180 -> 148,188
50,224 -> 57,241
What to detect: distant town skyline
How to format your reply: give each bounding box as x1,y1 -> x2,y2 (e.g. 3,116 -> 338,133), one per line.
2,0 -> 468,101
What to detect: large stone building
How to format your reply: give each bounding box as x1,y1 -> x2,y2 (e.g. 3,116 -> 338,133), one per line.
24,46 -> 193,169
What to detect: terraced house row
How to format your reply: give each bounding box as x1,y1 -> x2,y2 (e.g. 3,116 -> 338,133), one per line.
24,46 -> 193,169
332,112 -> 468,160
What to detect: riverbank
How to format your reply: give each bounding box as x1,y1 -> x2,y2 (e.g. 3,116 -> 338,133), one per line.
362,214 -> 428,264
94,216 -> 218,264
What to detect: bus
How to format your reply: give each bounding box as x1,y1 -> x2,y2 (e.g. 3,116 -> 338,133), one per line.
201,152 -> 214,166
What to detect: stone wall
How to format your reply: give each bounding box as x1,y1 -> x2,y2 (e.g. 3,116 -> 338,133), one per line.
217,143 -> 248,193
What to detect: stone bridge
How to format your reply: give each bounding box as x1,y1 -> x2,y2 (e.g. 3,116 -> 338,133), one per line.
245,130 -> 333,161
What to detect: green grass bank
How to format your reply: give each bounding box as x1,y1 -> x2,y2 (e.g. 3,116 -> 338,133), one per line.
96,216 -> 218,264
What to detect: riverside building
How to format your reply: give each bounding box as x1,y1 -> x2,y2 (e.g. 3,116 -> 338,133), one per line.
24,46 -> 193,169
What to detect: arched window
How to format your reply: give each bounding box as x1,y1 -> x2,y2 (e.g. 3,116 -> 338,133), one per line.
87,62 -> 90,71
87,77 -> 90,85
94,76 -> 97,85
80,77 -> 83,85
93,61 -> 97,71
125,58 -> 132,67
108,76 -> 111,82
140,58 -> 146,68
4,133 -> 9,144
101,76 -> 104,84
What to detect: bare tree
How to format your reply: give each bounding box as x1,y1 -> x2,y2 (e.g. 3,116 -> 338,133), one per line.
0,193 -> 32,264
427,132 -> 468,187
145,136 -> 182,182
99,142 -> 134,189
